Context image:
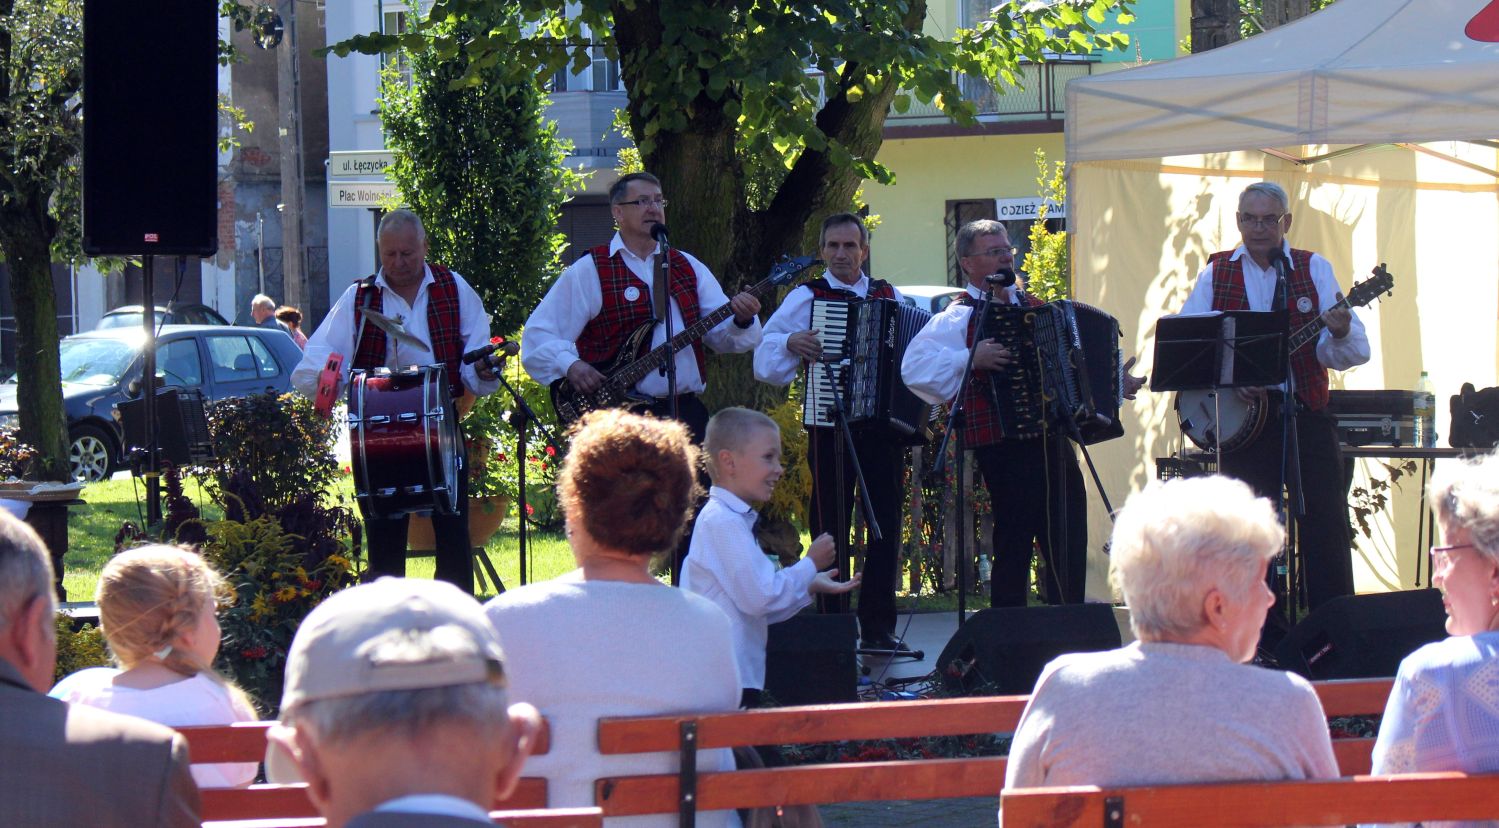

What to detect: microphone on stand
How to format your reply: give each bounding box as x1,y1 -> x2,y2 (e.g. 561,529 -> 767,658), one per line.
985,268 -> 1017,289
650,223 -> 670,245
1269,249 -> 1291,311
462,339 -> 520,365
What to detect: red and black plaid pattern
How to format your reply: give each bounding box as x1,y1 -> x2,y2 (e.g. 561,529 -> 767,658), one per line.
954,291 -> 1045,448
353,263 -> 466,399
1209,248 -> 1329,411
805,278 -> 897,302
576,246 -> 706,374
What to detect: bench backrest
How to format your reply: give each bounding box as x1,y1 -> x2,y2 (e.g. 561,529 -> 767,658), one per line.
202,806 -> 603,827
999,772 -> 1499,827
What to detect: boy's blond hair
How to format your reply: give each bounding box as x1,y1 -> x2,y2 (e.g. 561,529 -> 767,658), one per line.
703,407 -> 779,478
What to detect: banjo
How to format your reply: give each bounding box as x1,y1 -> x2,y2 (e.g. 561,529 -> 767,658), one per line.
1177,265 -> 1395,452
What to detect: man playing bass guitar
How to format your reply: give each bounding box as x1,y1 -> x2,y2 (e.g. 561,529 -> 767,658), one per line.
1180,181 -> 1370,612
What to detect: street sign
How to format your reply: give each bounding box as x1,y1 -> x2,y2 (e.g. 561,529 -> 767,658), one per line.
329,181 -> 400,208
328,151 -> 396,178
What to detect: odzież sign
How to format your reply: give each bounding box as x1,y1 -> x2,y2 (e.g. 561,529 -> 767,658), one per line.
995,197 -> 1066,220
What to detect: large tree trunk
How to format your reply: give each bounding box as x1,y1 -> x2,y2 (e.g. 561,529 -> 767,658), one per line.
1192,0 -> 1241,52
1260,0 -> 1315,30
0,201 -> 71,481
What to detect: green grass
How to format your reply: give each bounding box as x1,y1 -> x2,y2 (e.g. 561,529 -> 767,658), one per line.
62,474 -> 577,602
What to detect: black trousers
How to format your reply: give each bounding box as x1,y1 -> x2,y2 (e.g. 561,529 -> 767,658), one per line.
363,445 -> 474,595
974,435 -> 1088,607
807,427 -> 905,639
1217,400 -> 1353,611
640,394 -> 710,585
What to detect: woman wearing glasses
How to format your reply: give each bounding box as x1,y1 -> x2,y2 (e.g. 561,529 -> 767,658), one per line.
1371,451 -> 1499,790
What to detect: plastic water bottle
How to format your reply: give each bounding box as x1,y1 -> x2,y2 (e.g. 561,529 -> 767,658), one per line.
1414,372 -> 1436,448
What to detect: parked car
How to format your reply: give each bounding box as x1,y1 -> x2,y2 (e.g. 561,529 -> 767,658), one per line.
96,303 -> 230,330
0,325 -> 303,482
899,285 -> 965,315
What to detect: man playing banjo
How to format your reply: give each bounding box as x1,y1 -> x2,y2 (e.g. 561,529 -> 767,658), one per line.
1179,181 -> 1370,611
292,209 -> 501,594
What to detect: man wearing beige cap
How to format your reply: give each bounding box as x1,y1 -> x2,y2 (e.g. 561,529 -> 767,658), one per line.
268,578 -> 541,827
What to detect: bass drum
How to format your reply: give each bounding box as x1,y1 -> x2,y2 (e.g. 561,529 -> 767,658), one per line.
1175,388 -> 1267,454
349,365 -> 461,519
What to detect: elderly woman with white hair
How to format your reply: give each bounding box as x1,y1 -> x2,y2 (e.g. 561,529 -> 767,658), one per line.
1002,475 -> 1338,799
1371,451 -> 1499,785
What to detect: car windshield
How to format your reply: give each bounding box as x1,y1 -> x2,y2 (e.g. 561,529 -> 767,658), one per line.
97,311 -> 162,330
58,339 -> 137,386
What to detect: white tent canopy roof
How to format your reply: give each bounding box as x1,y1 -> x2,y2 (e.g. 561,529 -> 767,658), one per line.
1065,0 -> 1499,163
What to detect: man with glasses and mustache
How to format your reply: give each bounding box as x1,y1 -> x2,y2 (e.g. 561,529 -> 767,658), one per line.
904,219 -> 1100,608
1179,181 -> 1370,613
524,172 -> 762,577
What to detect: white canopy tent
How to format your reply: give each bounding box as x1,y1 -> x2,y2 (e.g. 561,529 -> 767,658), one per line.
1060,0 -> 1499,598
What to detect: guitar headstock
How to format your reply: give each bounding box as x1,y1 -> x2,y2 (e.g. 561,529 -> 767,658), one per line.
766,255 -> 822,288
1346,263 -> 1395,309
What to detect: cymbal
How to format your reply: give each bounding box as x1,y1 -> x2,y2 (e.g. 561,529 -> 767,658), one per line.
359,307 -> 429,353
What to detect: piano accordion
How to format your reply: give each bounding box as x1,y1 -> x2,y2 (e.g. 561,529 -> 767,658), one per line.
978,300 -> 1125,445
803,297 -> 934,444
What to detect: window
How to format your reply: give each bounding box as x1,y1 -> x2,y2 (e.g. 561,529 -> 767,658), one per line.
156,339 -> 203,387
248,336 -> 280,377
206,336 -> 265,383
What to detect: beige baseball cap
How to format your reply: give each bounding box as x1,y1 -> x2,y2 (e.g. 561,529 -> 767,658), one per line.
279,577 -> 507,712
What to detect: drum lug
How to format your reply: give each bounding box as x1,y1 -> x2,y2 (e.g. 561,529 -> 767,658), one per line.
368,415 -> 392,425
398,412 -> 419,423
404,485 -> 426,495
377,487 -> 398,497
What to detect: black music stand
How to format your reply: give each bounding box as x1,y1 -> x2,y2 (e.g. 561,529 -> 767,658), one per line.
1152,310 -> 1288,394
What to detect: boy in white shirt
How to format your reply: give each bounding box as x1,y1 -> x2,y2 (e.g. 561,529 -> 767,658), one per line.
683,407 -> 860,708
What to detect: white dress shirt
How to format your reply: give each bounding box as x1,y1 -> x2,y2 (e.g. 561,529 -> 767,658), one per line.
290,264 -> 499,399
521,232 -> 762,396
901,283 -> 1025,406
1180,242 -> 1371,373
753,272 -> 905,386
682,486 -> 817,691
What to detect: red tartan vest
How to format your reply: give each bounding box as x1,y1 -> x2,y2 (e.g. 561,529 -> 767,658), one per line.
805,276 -> 897,303
956,290 -> 1045,448
1208,249 -> 1329,411
352,263 -> 466,399
575,246 -> 706,375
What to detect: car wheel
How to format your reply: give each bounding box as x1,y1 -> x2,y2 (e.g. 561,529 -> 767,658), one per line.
69,425 -> 114,483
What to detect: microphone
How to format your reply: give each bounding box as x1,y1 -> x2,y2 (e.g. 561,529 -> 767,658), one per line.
1269,247 -> 1292,274
462,340 -> 519,365
985,268 -> 1017,289
650,223 -> 670,245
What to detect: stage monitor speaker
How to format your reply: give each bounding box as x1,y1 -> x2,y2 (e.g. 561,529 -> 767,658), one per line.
938,604 -> 1122,696
1273,589 -> 1447,680
117,388 -> 214,468
765,613 -> 858,706
83,0 -> 218,256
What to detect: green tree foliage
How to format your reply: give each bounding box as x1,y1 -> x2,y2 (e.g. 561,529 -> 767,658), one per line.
0,0 -> 82,479
378,8 -> 580,338
333,0 -> 1135,409
1022,149 -> 1068,303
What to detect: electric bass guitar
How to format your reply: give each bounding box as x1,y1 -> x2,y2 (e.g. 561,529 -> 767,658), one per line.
549,255 -> 820,424
1176,264 -> 1395,452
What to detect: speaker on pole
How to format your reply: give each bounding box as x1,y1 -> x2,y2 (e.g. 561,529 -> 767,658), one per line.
83,0 -> 218,256
1273,589 -> 1447,680
938,604 -> 1122,695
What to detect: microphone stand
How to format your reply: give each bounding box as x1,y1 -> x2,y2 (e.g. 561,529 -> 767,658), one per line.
653,227 -> 679,422
821,360 -> 882,623
1271,253 -> 1306,624
932,280 -> 1004,628
480,351 -> 563,588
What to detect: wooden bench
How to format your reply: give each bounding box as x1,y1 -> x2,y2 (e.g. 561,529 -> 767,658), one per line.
202,807 -> 603,827
591,677 -> 1392,819
178,720 -> 552,822
999,772 -> 1499,827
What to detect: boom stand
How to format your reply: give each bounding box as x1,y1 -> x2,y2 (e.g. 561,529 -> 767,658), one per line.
932,287 -> 1002,629
492,366 -> 562,588
140,254 -> 161,527
1271,268 -> 1306,623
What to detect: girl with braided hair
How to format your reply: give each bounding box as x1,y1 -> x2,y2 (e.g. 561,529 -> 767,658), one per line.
51,545 -> 258,787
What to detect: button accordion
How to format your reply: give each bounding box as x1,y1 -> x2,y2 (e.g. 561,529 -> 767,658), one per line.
803,296 -> 934,444
978,300 -> 1125,445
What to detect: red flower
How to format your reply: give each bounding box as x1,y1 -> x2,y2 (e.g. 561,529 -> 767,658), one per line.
544,445 -> 556,457
342,465 -> 351,474
490,336 -> 503,345
497,452 -> 508,463
240,645 -> 270,660
525,503 -> 534,516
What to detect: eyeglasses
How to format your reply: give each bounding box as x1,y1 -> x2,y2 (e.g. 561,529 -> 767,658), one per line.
1431,543 -> 1478,568
1238,212 -> 1286,229
966,246 -> 1016,258
617,197 -> 668,209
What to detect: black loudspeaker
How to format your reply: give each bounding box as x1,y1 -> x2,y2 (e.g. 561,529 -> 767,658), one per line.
117,389 -> 214,467
83,0 -> 218,256
1274,589 -> 1447,680
938,604 -> 1122,695
765,613 -> 858,706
